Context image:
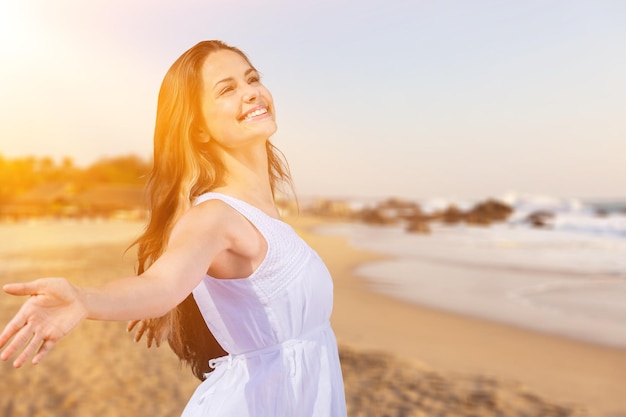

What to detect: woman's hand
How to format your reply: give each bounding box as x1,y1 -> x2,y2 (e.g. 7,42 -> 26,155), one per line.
0,278 -> 87,368
126,316 -> 169,348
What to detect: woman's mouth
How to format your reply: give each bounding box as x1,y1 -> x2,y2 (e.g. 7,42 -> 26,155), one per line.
241,106 -> 269,121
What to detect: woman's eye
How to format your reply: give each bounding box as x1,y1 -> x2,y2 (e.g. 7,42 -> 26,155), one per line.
248,75 -> 260,84
219,86 -> 234,95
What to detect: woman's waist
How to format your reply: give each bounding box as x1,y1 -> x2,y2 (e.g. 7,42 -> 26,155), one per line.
208,321 -> 333,369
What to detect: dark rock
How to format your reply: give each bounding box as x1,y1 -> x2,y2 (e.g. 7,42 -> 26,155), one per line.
525,211 -> 554,228
594,208 -> 609,217
465,199 -> 513,226
441,205 -> 465,224
357,208 -> 398,225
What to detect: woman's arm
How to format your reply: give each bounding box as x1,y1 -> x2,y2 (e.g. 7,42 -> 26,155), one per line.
0,201 -> 239,367
84,201 -> 238,320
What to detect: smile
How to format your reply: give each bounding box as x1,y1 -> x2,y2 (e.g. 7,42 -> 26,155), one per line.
242,107 -> 268,121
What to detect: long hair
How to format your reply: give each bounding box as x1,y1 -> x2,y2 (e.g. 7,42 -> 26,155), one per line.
132,40 -> 293,380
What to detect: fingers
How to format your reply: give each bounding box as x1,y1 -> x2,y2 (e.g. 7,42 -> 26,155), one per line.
3,280 -> 41,297
134,321 -> 147,343
127,320 -> 164,349
0,325 -> 15,351
126,320 -> 139,332
147,326 -> 154,348
0,323 -> 35,367
0,310 -> 26,352
13,331 -> 44,368
32,339 -> 56,365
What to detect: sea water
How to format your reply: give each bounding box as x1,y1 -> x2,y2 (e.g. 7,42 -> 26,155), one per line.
317,195 -> 626,349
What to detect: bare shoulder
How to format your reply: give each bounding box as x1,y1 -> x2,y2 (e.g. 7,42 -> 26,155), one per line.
170,199 -> 252,245
165,199 -> 265,278
186,198 -> 241,225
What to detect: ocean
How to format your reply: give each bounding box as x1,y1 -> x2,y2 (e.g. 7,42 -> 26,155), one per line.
317,194 -> 626,349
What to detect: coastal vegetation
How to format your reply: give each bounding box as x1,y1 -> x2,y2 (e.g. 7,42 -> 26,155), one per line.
0,154 -> 151,221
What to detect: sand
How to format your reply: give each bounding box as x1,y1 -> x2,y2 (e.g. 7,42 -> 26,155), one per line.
0,241 -> 199,417
0,217 -> 625,416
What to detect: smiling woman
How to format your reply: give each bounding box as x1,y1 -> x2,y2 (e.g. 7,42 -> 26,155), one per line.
200,50 -> 278,148
0,40 -> 348,417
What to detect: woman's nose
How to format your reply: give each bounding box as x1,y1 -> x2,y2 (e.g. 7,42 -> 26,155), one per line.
242,84 -> 259,102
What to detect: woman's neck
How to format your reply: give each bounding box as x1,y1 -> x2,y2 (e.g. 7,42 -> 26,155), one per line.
212,141 -> 277,214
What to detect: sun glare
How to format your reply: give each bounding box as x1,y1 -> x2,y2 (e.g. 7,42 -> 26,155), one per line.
0,3 -> 19,47
0,2 -> 37,56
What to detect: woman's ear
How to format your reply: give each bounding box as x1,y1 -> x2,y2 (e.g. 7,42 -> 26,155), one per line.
197,131 -> 211,144
193,126 -> 211,144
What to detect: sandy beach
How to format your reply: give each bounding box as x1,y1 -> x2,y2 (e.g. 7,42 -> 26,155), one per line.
1,217 -> 625,416
287,216 -> 626,417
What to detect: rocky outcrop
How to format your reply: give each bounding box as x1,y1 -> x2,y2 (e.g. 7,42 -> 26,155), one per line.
465,199 -> 514,226
306,197 -> 517,231
357,208 -> 400,225
357,198 -> 424,225
440,205 -> 465,225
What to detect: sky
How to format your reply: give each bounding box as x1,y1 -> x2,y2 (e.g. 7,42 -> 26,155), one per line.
0,0 -> 624,201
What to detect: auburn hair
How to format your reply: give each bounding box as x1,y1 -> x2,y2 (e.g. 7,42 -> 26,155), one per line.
132,40 -> 293,380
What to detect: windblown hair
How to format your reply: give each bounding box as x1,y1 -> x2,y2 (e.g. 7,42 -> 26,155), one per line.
132,40 -> 293,381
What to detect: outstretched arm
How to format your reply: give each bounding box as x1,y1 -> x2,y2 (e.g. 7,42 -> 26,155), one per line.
0,200 -> 237,367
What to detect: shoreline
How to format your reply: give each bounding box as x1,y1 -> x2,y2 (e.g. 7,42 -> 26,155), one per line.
354,259 -> 626,350
286,215 -> 626,416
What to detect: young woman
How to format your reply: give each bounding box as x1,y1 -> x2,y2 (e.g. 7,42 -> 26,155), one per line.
0,40 -> 347,416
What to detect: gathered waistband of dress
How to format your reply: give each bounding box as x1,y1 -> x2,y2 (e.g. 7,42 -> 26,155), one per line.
208,321 -> 331,370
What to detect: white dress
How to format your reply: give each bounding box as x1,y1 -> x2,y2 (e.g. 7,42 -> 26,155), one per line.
180,193 -> 347,417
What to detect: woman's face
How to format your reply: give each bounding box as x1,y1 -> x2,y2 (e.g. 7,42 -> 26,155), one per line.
199,49 -> 277,148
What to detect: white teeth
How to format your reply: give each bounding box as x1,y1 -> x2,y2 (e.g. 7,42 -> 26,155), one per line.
243,108 -> 267,120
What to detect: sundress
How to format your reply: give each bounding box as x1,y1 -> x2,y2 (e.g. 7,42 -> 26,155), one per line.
180,192 -> 347,416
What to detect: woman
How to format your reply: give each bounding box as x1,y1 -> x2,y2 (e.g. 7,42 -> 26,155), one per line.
0,40 -> 347,416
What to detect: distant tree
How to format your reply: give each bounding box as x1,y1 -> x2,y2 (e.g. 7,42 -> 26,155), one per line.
83,155 -> 151,184
0,153 -> 151,202
62,157 -> 74,170
0,155 -> 40,200
0,154 -> 8,203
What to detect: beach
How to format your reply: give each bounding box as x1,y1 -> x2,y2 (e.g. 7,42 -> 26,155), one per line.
291,216 -> 626,417
0,217 -> 625,416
